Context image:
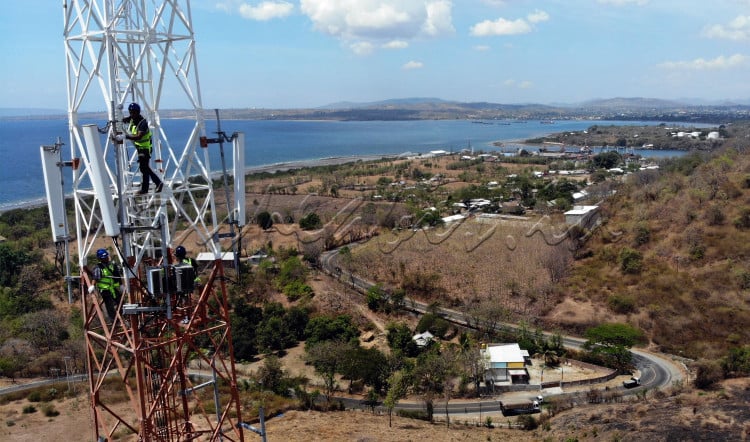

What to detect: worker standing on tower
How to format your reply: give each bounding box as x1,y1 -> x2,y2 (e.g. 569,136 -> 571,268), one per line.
90,248 -> 122,322
114,102 -> 163,195
175,245 -> 200,287
175,245 -> 200,323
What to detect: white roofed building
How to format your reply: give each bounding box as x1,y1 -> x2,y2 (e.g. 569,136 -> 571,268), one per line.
480,343 -> 530,386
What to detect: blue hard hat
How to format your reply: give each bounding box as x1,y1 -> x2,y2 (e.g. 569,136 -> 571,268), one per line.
128,102 -> 140,112
175,246 -> 186,258
96,248 -> 109,259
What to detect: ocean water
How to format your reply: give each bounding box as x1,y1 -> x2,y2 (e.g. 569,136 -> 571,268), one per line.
0,118 -> 685,211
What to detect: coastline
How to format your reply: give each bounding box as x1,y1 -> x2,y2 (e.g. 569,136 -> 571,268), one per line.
0,154 -> 396,214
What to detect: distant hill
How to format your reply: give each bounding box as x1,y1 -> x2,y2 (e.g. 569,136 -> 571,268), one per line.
580,97 -> 688,109
4,97 -> 749,123
319,97 -> 451,109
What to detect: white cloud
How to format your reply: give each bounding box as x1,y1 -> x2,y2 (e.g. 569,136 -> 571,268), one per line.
596,0 -> 649,5
236,1 -> 294,21
503,79 -> 532,89
350,41 -> 375,55
422,1 -> 454,37
470,18 -> 531,36
474,45 -> 491,51
403,60 -> 424,70
527,10 -> 549,24
470,10 -> 548,37
659,54 -> 749,70
299,0 -> 454,51
383,40 -> 409,49
702,15 -> 750,41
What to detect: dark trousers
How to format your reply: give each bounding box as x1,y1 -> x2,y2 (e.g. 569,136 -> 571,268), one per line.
138,149 -> 162,192
101,290 -> 120,321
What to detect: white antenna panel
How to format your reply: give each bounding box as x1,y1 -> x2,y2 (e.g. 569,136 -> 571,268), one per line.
233,132 -> 246,227
40,146 -> 67,242
82,125 -> 120,237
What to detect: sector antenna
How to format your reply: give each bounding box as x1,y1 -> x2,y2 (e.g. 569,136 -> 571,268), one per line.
40,1 -> 248,440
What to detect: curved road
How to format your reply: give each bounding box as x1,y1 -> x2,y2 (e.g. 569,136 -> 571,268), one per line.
1,251 -> 683,418
321,248 -> 683,399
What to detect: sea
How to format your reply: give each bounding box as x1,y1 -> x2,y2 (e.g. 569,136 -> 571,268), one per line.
0,118 -> 693,212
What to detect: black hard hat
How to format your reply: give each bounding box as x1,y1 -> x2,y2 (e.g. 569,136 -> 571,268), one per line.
128,102 -> 140,112
175,245 -> 186,258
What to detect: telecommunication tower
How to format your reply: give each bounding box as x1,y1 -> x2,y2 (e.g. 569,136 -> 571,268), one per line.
40,1 -> 247,440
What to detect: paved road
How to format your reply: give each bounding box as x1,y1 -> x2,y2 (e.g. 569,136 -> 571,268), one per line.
320,248 -> 684,398
2,249 -> 683,418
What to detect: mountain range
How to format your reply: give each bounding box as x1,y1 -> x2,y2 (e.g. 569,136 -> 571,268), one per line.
2,97 -> 749,121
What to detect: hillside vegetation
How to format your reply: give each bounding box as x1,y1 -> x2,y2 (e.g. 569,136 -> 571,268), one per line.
559,147 -> 750,359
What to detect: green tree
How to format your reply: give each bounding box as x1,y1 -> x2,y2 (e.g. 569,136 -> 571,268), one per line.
583,322 -> 644,373
284,305 -> 310,341
723,346 -> 750,376
366,284 -> 386,311
415,313 -> 450,339
276,256 -> 307,289
256,316 -> 294,352
0,244 -> 31,288
230,300 -> 263,361
304,314 -> 359,348
340,346 -> 389,393
591,151 -> 622,169
305,340 -> 355,405
256,355 -> 285,395
411,346 -> 457,422
386,322 -> 418,357
618,247 -> 643,274
299,213 -> 322,230
383,371 -> 407,427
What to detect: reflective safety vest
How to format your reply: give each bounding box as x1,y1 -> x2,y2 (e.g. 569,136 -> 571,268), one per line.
96,263 -> 120,297
181,258 -> 201,283
129,119 -> 153,153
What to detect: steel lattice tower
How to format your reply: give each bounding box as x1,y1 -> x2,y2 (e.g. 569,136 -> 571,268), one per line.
59,1 -> 245,440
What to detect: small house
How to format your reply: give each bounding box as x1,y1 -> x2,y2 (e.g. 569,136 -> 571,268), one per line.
564,205 -> 599,228
412,331 -> 434,348
480,343 -> 529,385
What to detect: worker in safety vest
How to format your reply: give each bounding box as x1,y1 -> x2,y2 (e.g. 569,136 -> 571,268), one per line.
90,248 -> 122,321
114,102 -> 163,195
175,245 -> 201,323
175,246 -> 201,287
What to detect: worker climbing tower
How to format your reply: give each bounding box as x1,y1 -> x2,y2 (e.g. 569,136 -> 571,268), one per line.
49,1 -> 247,440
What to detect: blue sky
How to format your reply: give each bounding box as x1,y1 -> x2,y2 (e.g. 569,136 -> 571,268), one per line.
1,0 -> 749,109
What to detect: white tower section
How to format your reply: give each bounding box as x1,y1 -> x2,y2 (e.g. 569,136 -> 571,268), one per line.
62,0 -> 222,267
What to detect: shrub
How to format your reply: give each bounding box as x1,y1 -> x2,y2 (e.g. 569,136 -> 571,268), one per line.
704,206 -> 725,226
22,405 -> 37,414
396,409 -> 430,421
735,270 -> 750,290
693,359 -> 723,389
283,280 -> 313,301
608,294 -> 637,314
41,404 -> 60,417
299,213 -> 322,230
516,414 -> 538,430
733,208 -> 750,229
618,248 -> 643,274
633,223 -> 651,246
